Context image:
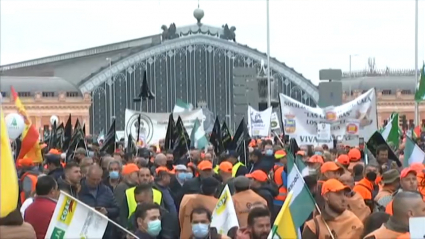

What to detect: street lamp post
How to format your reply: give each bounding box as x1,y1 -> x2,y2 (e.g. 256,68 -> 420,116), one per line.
266,0 -> 271,108
414,0 -> 419,126
106,58 -> 113,129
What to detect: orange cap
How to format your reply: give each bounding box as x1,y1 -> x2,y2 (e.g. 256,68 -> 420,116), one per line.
48,149 -> 61,155
321,178 -> 350,195
122,163 -> 139,175
337,154 -> 350,166
320,162 -> 341,173
219,161 -> 233,173
198,160 -> 213,171
155,166 -> 169,174
296,151 -> 306,156
348,148 -> 361,161
307,155 -> 324,164
246,170 -> 268,182
18,158 -> 34,167
409,162 -> 425,173
400,167 -> 417,178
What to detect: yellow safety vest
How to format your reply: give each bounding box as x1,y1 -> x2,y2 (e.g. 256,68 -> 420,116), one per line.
213,165 -> 219,174
125,186 -> 163,218
232,162 -> 244,177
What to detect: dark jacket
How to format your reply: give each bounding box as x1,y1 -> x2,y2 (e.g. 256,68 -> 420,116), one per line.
177,177 -> 202,206
128,206 -> 179,239
78,179 -> 120,239
253,183 -> 278,214
153,182 -> 177,216
114,180 -> 136,210
169,176 -> 184,204
48,167 -> 64,181
216,178 -> 236,197
234,165 -> 248,177
249,155 -> 275,173
24,197 -> 56,239
135,230 -> 157,239
57,176 -> 79,198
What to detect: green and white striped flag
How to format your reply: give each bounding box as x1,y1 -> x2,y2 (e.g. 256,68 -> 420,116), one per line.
380,112 -> 400,150
173,99 -> 193,113
190,118 -> 208,149
414,63 -> 425,101
403,136 -> 425,167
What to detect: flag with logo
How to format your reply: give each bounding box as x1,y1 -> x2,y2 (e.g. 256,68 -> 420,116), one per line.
173,99 -> 193,113
211,185 -> 239,235
380,112 -> 400,150
190,118 -> 208,149
10,87 -> 42,163
403,136 -> 425,166
270,112 -> 280,130
268,153 -> 315,239
414,63 -> 425,102
247,106 -> 272,137
45,191 -> 108,239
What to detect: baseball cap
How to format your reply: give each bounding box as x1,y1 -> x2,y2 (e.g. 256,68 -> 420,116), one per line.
274,150 -> 286,159
75,147 -> 86,155
336,154 -> 350,166
245,170 -> 268,182
233,176 -> 250,189
219,161 -> 233,173
296,151 -> 306,156
175,164 -> 187,171
18,158 -> 34,167
45,154 -> 61,164
307,155 -> 324,164
155,166 -> 170,174
409,162 -> 425,173
320,162 -> 341,174
198,160 -> 213,171
321,179 -> 350,196
122,163 -> 139,175
381,169 -> 400,184
400,167 -> 417,178
348,148 -> 361,162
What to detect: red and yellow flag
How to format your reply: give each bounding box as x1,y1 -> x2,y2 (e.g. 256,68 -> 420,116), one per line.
10,87 -> 42,163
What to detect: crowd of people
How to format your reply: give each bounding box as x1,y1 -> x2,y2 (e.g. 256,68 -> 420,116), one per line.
1,137 -> 425,239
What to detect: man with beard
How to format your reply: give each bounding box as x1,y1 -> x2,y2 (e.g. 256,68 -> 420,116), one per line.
302,179 -> 363,239
236,207 -> 271,239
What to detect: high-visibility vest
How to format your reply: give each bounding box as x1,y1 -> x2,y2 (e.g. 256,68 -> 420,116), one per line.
272,165 -> 287,203
19,172 -> 38,204
232,162 -> 244,177
125,186 -> 163,218
213,165 -> 219,174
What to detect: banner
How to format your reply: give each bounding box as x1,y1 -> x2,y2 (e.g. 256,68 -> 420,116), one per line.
211,185 -> 239,235
125,109 -> 206,145
45,191 -> 108,239
270,112 -> 280,130
279,89 -> 377,147
247,106 -> 272,137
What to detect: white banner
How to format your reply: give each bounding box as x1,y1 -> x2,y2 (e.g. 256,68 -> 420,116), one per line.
124,109 -> 206,146
248,106 -> 272,137
45,192 -> 108,239
279,89 -> 377,147
270,112 -> 280,130
211,185 -> 239,235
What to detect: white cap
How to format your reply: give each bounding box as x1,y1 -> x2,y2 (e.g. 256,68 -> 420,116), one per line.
175,164 -> 187,171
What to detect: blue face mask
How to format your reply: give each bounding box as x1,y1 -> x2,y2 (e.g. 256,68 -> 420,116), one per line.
147,219 -> 161,236
109,171 -> 120,179
185,172 -> 193,179
192,223 -> 209,238
315,151 -> 323,156
265,149 -> 273,156
177,172 -> 186,181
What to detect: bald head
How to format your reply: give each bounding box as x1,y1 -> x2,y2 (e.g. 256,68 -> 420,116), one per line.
154,153 -> 166,166
392,191 -> 424,218
86,165 -> 103,188
339,174 -> 354,189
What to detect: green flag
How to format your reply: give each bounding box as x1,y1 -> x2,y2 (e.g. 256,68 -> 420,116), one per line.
190,118 -> 208,149
414,63 -> 425,101
380,112 -> 400,150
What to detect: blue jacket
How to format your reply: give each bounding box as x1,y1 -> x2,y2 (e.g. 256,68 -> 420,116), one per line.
78,179 -> 120,239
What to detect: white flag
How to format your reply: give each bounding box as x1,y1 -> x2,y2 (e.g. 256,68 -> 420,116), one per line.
45,191 -> 108,239
211,185 -> 239,235
270,112 -> 280,130
247,106 -> 272,137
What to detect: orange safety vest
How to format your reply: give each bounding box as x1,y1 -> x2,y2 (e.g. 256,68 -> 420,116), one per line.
272,165 -> 287,203
19,172 -> 38,203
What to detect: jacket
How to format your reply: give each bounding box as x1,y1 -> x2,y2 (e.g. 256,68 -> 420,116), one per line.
78,179 -> 120,239
24,197 -> 57,239
232,189 -> 267,228
176,177 -> 202,206
153,182 -> 177,216
252,184 -> 278,214
0,222 -> 36,239
19,170 -> 39,204
128,205 -> 179,239
114,180 -> 137,211
57,176 -> 79,198
47,167 -> 64,181
364,217 -> 408,239
345,191 -> 371,222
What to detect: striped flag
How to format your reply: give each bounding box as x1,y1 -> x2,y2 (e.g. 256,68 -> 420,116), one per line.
414,63 -> 425,101
10,87 -> 42,163
403,136 -> 425,167
268,153 -> 315,239
173,99 -> 193,113
380,112 -> 400,150
190,118 -> 208,149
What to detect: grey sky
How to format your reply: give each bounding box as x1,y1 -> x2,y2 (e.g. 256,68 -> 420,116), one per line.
1,0 -> 424,85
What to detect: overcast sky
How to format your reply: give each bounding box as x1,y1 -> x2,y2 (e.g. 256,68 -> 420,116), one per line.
1,0 -> 424,85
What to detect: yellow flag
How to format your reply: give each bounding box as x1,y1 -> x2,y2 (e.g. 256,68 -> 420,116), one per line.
0,108 -> 19,217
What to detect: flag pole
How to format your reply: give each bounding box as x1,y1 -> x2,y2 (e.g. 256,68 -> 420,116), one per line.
414,0 -> 419,126
266,0 -> 271,108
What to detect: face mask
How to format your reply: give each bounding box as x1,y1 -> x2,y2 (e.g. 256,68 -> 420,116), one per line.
146,219 -> 161,236
265,149 -> 273,156
185,172 -> 193,179
192,223 -> 209,238
315,151 -> 323,156
109,171 -> 120,179
366,171 -> 377,182
177,173 -> 186,181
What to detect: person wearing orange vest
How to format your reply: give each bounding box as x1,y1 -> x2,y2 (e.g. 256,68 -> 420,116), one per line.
18,158 -> 40,204
271,150 -> 287,211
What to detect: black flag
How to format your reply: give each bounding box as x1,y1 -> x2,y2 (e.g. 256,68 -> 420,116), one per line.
209,116 -> 223,155
164,114 -> 176,151
366,131 -> 401,167
173,116 -> 190,157
62,114 -> 72,151
232,118 -> 251,163
221,121 -> 232,150
136,114 -> 141,144
100,120 -> 116,155
126,132 -> 136,157
134,71 -> 155,102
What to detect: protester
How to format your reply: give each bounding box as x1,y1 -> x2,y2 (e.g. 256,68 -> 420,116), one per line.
224,151 -> 248,177
57,162 -> 81,197
134,202 -> 162,239
104,159 -> 123,190
24,175 -> 58,239
114,163 -> 140,208
375,145 -> 398,171
216,161 -> 236,195
375,169 -> 400,209
18,158 -> 40,204
361,212 -> 390,238
353,163 -> 381,212
339,173 -> 371,221
190,207 -> 231,239
246,170 -> 278,215
153,167 -> 177,216
236,207 -> 271,239
169,164 -> 189,202
0,209 -> 36,239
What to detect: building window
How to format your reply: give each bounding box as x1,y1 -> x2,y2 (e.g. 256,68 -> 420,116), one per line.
42,92 -> 55,97
401,90 -> 411,95
382,90 -> 392,95
0,92 -> 6,97
18,92 -> 31,97
66,92 -> 79,97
